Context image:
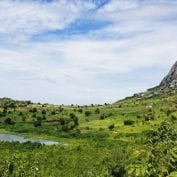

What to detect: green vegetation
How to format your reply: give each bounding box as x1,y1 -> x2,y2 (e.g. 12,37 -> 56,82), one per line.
1,92 -> 177,176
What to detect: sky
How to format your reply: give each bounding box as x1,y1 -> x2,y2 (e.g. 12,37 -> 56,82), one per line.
0,0 -> 177,105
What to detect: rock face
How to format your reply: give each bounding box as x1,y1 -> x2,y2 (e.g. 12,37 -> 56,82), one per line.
160,61 -> 177,85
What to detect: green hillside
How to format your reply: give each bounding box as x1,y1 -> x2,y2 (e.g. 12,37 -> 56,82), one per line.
0,84 -> 177,177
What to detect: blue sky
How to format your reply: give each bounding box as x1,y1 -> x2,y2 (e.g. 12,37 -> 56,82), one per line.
0,0 -> 177,104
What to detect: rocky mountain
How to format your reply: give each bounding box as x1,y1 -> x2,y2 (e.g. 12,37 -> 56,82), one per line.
120,61 -> 177,102
160,61 -> 177,86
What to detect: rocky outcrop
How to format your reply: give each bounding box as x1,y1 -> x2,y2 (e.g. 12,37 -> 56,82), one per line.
160,61 -> 177,85
134,61 -> 177,100
116,61 -> 177,103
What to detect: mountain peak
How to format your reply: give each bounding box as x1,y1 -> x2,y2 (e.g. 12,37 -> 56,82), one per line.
160,61 -> 177,85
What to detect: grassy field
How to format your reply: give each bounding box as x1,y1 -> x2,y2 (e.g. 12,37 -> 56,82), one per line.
1,92 -> 177,176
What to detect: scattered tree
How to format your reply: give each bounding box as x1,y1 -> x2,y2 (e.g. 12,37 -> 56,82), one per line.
4,117 -> 15,125
109,124 -> 115,130
85,111 -> 92,117
124,120 -> 135,126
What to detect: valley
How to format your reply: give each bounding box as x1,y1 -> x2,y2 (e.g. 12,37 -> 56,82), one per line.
1,62 -> 177,176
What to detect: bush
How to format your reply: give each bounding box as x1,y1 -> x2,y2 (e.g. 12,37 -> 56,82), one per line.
109,124 -> 115,130
29,108 -> 37,113
0,112 -> 5,117
34,121 -> 41,127
171,115 -> 177,121
124,120 -> 134,126
51,111 -> 56,115
42,110 -> 46,114
37,116 -> 42,120
42,115 -> 46,120
147,122 -> 177,176
4,117 -> 15,125
59,118 -> 65,125
70,113 -> 76,119
144,113 -> 154,121
85,111 -> 92,117
18,112 -> 23,116
137,115 -> 141,119
100,114 -> 105,120
95,108 -> 100,114
78,109 -> 83,113
61,125 -> 70,132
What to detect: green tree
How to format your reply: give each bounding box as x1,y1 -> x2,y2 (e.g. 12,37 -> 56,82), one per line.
85,111 -> 91,117
4,117 -> 15,125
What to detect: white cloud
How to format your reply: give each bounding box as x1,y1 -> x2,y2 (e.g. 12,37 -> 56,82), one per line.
97,0 -> 177,21
99,0 -> 139,12
0,0 -> 95,42
0,26 -> 176,104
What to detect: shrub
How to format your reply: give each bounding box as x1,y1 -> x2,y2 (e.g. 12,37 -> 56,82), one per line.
34,121 -> 41,127
85,111 -> 92,117
171,115 -> 177,121
18,112 -> 23,116
70,113 -> 76,119
0,112 -> 5,117
4,117 -> 15,125
42,110 -> 46,114
147,122 -> 177,176
144,113 -> 154,121
22,117 -> 26,122
137,115 -> 141,119
100,114 -> 105,120
78,109 -> 83,113
51,111 -> 56,115
58,107 -> 64,112
61,125 -> 70,132
124,120 -> 135,126
37,116 -> 42,122
59,118 -> 65,125
29,108 -> 37,113
42,115 -> 46,120
109,124 -> 115,130
166,109 -> 172,116
95,108 -> 100,114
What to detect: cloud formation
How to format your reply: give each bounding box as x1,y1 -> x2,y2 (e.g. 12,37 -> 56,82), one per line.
0,0 -> 95,42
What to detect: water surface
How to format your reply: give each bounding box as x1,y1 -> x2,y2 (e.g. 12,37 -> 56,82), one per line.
0,133 -> 58,145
